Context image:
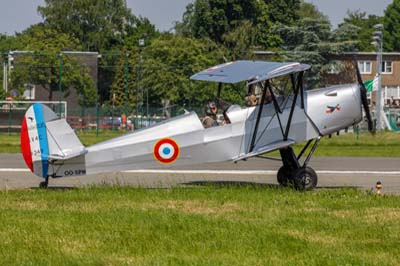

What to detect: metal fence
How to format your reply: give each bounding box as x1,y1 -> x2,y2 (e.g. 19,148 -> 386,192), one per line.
1,51 -> 210,133
0,100 -> 203,134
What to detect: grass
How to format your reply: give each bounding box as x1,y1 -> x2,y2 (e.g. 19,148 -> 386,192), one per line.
76,130 -> 126,146
293,131 -> 400,157
0,186 -> 399,265
2,130 -> 400,157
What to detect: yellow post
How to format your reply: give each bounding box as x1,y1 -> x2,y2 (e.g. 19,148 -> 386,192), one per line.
376,181 -> 382,195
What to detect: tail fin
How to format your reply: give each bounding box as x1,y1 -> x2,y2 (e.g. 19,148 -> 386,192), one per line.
20,103 -> 86,178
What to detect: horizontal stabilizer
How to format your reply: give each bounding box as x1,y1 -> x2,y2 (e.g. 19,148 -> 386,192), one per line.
233,139 -> 295,162
46,119 -> 86,161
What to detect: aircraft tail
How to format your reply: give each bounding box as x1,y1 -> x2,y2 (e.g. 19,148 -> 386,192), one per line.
20,103 -> 86,178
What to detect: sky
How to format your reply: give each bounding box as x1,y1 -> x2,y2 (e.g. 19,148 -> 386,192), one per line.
0,0 -> 393,35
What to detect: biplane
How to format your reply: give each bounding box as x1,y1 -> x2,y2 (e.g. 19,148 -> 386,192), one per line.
20,60 -> 372,190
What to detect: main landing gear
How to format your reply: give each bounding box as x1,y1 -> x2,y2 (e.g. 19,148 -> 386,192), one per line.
277,137 -> 320,190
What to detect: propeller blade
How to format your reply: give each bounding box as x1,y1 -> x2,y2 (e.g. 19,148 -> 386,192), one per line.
354,61 -> 374,132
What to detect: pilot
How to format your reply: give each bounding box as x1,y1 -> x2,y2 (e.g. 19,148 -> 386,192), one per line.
246,81 -> 272,106
264,89 -> 273,104
245,93 -> 258,106
202,101 -> 219,128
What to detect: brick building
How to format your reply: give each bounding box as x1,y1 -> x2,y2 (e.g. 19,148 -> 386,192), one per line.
255,50 -> 400,106
329,52 -> 400,106
3,51 -> 99,111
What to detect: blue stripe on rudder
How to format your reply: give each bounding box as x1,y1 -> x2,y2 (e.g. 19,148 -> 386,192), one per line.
33,104 -> 49,178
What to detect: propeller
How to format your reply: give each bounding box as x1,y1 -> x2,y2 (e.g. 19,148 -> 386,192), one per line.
354,61 -> 374,132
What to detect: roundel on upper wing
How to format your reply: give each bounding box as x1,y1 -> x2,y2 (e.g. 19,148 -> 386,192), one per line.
153,138 -> 180,164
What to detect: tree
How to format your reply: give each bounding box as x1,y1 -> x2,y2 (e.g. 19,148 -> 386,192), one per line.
298,1 -> 329,22
110,34 -> 225,116
222,20 -> 257,60
188,0 -> 264,43
175,0 -> 272,44
96,16 -> 159,104
265,0 -> 300,25
175,0 -> 303,50
123,17 -> 159,49
341,10 -> 383,51
384,0 -> 400,52
8,25 -> 98,106
272,18 -> 358,87
109,49 -> 139,109
174,3 -> 196,37
38,0 -> 141,51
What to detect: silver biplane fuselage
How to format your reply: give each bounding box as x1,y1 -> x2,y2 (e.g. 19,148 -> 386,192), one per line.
84,84 -> 361,172
20,61 -> 368,189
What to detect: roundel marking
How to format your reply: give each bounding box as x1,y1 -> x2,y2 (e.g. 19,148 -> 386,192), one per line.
153,138 -> 180,164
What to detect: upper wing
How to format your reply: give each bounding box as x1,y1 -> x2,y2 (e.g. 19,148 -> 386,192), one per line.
190,61 -> 310,84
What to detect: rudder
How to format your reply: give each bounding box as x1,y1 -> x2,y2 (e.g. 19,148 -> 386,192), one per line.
20,103 -> 86,178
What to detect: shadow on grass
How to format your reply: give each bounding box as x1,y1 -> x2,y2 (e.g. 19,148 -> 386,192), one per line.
30,186 -> 76,191
316,185 -> 361,190
182,181 -> 361,192
182,180 -> 280,189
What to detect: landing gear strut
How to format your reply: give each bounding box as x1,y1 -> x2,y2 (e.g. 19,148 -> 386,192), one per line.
277,137 -> 320,190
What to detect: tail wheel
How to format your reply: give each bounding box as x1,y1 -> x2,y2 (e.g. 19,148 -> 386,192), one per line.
293,167 -> 318,191
277,166 -> 291,187
39,181 -> 48,189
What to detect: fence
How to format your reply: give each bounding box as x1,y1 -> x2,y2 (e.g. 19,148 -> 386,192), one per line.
0,100 -> 67,133
1,51 -> 217,134
0,100 -> 197,134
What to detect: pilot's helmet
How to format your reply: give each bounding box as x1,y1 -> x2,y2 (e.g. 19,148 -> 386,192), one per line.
205,101 -> 217,115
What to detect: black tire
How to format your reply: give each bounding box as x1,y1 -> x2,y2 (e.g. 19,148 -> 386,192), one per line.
39,181 -> 48,189
293,167 -> 318,191
277,166 -> 291,187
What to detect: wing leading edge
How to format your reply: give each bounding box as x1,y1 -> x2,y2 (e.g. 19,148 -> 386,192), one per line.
233,139 -> 296,162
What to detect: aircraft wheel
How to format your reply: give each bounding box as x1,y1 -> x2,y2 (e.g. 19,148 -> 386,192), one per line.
39,181 -> 48,189
277,166 -> 291,187
293,167 -> 318,191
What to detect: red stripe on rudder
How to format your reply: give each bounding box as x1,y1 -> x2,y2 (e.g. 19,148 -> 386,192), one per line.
20,118 -> 33,172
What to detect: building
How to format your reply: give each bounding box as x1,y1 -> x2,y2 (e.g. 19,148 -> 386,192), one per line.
255,50 -> 400,107
329,52 -> 400,107
3,51 -> 99,111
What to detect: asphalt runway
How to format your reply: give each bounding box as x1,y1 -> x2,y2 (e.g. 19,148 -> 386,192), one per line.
1,154 -> 400,194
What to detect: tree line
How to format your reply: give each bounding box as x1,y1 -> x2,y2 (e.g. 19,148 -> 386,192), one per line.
1,0 -> 399,113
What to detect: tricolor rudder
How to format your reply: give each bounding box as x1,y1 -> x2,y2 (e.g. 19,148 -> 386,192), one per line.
20,103 -> 56,178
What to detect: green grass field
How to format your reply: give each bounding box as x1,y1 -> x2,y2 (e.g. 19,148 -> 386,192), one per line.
292,131 -> 400,157
2,130 -> 400,157
0,186 -> 399,265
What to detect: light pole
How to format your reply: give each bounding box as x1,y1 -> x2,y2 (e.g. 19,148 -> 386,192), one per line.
125,53 -> 129,129
2,54 -> 7,96
59,53 -> 63,117
372,24 -> 384,131
136,34 -> 146,128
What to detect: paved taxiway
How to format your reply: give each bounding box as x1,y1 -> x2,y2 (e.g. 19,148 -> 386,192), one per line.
1,154 -> 399,193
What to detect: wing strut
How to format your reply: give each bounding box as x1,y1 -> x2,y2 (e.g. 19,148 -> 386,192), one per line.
267,80 -> 282,114
215,83 -> 222,106
284,71 -> 304,141
266,80 -> 285,137
249,82 -> 268,153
